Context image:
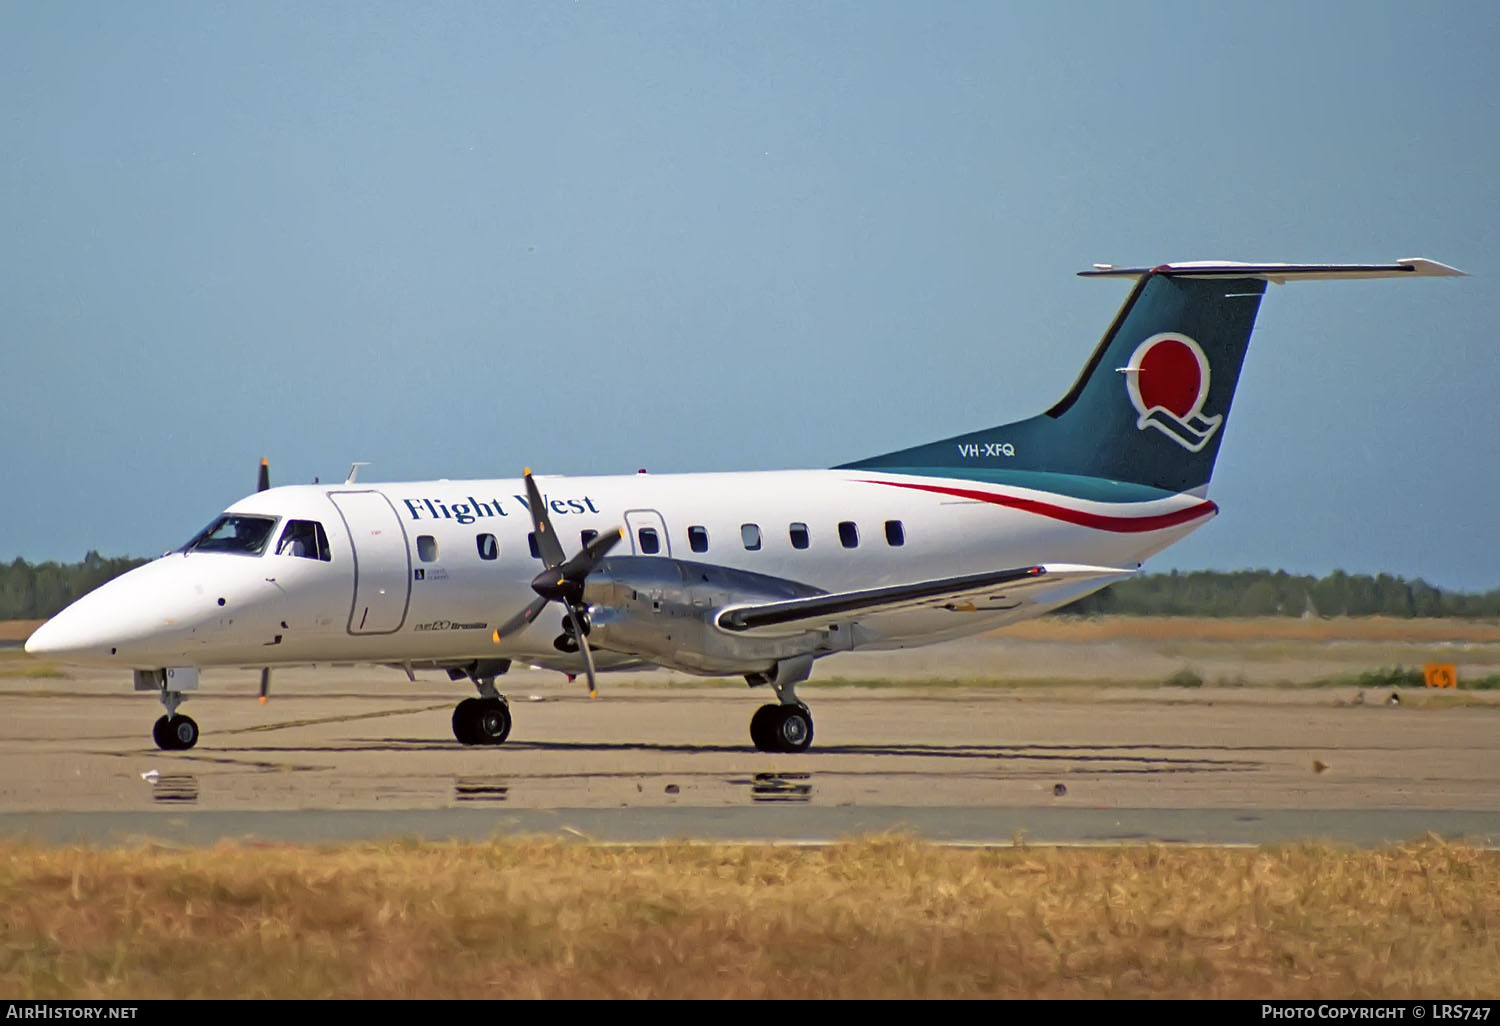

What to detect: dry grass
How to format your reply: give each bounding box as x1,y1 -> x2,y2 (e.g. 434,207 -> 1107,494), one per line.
0,651 -> 65,679
0,620 -> 43,643
0,618 -> 43,642
1004,616 -> 1500,644
0,623 -> 61,678
1,838 -> 1497,999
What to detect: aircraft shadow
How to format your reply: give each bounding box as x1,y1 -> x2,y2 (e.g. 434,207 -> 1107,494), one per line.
202,736 -> 1260,770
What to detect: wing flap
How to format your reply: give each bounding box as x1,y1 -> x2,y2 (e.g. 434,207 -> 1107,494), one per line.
716,563 -> 1134,635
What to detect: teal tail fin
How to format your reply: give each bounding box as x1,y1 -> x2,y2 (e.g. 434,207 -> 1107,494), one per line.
839,259 -> 1463,496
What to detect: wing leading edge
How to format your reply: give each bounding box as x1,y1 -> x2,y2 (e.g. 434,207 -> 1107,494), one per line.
716,563 -> 1135,635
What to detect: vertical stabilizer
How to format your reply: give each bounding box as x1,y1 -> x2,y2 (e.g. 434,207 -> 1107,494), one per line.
839,260 -> 1463,496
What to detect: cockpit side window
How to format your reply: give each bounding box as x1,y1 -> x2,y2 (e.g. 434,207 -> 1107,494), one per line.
276,520 -> 332,561
183,515 -> 280,557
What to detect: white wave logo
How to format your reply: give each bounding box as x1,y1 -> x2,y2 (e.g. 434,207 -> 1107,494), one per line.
1120,333 -> 1222,453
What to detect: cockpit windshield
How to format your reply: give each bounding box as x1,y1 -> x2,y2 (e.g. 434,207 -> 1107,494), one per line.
181,514 -> 279,556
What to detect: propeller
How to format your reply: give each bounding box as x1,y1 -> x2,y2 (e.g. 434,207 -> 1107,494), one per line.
492,468 -> 623,698
259,458 -> 271,701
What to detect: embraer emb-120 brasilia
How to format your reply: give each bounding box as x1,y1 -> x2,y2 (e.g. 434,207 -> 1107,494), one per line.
26,258 -> 1465,752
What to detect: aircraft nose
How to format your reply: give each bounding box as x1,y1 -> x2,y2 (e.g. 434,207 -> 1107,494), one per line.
22,626 -> 44,657
25,608 -> 104,660
22,560 -> 195,664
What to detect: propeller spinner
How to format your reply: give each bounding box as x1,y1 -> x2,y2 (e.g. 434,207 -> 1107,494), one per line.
491,469 -> 623,698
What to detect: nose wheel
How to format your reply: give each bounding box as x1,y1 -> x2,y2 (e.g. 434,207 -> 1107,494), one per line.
152,714 -> 199,751
750,703 -> 814,753
149,680 -> 198,750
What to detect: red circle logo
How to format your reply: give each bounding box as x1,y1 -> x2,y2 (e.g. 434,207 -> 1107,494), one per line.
1122,332 -> 1222,452
1136,337 -> 1203,419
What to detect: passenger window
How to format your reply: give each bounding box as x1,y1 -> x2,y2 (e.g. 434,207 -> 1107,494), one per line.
638,527 -> 661,555
688,525 -> 709,553
476,533 -> 498,560
581,529 -> 598,547
417,535 -> 439,562
527,532 -> 540,559
789,523 -> 810,550
276,519 -> 331,561
741,524 -> 762,551
885,520 -> 905,547
838,521 -> 859,549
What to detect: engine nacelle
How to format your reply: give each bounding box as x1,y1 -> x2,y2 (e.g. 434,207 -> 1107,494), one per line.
579,556 -> 852,676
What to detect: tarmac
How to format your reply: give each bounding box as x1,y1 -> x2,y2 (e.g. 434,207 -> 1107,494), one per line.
2,650 -> 1498,847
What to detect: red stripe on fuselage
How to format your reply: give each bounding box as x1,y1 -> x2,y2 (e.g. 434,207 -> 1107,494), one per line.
857,480 -> 1217,533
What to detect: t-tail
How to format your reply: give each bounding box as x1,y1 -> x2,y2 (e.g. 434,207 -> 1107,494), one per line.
839,259 -> 1464,498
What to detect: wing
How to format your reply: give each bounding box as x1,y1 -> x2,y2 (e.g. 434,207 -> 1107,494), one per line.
716,563 -> 1134,636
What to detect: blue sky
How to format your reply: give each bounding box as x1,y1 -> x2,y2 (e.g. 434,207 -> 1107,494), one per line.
3,2 -> 1496,590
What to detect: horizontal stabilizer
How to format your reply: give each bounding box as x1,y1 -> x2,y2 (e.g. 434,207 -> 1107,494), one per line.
1080,258 -> 1465,284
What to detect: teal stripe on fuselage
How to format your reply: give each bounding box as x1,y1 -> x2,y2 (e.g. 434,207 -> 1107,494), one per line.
852,467 -> 1181,504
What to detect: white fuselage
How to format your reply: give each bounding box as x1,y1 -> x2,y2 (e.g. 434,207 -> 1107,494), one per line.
25,468 -> 1213,675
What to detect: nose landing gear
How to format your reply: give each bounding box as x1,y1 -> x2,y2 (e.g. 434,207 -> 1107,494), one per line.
152,714 -> 200,751
139,668 -> 200,751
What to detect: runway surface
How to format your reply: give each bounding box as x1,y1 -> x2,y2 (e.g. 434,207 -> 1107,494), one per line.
3,656 -> 1499,847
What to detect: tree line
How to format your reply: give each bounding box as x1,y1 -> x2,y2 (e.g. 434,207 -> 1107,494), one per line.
2,555 -> 1498,622
1063,568 -> 1500,619
2,553 -> 149,621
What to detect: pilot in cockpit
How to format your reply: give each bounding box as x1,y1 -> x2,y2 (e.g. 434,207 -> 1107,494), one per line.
277,520 -> 314,558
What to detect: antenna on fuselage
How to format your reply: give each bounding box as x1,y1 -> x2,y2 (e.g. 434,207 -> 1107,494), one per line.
345,462 -> 371,484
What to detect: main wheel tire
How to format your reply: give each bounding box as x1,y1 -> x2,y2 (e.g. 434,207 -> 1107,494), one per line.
153,714 -> 199,751
749,704 -> 781,751
771,705 -> 813,753
452,698 -> 481,745
472,698 -> 512,745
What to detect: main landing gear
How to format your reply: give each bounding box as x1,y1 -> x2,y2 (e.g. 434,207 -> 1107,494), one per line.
749,703 -> 813,753
746,655 -> 815,754
450,659 -> 513,746
452,697 -> 512,745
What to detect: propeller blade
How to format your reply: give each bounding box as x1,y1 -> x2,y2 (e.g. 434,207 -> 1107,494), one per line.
522,468 -> 567,569
557,526 -> 624,581
566,604 -> 600,699
499,467 -> 623,687
492,595 -> 549,643
257,458 -> 271,493
258,667 -> 271,704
